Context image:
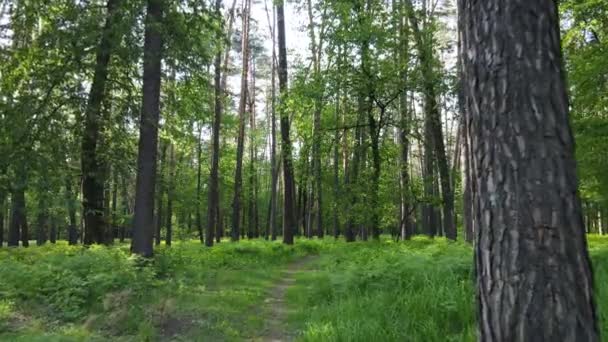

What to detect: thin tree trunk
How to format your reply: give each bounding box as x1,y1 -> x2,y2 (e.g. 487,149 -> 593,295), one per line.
65,175 -> 79,245
156,142 -> 167,245
132,0 -> 163,257
119,174 -> 129,242
196,127 -> 204,243
460,0 -> 599,340
332,47 -> 342,239
81,0 -> 121,245
207,0 -> 223,248
111,166 -> 118,241
231,0 -> 251,242
165,144 -> 175,246
0,193 -> 4,247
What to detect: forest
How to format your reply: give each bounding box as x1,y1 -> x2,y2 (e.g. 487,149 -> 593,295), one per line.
0,0 -> 607,341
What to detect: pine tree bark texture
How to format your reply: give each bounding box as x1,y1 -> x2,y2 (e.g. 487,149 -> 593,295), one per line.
459,0 -> 599,340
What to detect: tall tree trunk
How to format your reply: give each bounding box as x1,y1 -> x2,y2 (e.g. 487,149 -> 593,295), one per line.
405,0 -> 456,240
307,0 -> 325,239
460,0 -> 599,340
397,0 -> 413,240
156,142 -> 167,246
132,0 -> 163,257
332,49 -> 342,239
231,0 -> 251,242
165,144 -> 175,246
331,121 -> 340,240
196,127 -> 204,243
207,0 -> 223,248
248,58 -> 259,239
277,0 -> 296,245
263,0 -> 279,242
81,0 -> 121,245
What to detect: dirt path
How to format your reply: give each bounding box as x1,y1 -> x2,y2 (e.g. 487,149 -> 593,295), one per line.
256,255 -> 318,342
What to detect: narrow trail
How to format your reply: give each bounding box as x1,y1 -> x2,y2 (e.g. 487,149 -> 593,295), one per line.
256,255 -> 318,342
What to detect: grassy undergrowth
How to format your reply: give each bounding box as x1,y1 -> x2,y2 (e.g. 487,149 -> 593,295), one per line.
286,235 -> 608,342
0,239 -> 320,341
2,236 -> 608,341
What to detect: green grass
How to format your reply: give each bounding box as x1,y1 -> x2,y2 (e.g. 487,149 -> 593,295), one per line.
287,235 -> 608,342
2,236 -> 608,341
0,239 -> 320,341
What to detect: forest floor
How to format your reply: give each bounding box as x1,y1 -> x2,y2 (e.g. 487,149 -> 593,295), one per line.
2,236 -> 608,341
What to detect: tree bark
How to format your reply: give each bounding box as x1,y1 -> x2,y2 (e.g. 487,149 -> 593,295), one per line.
81,0 -> 121,245
277,0 -> 296,245
132,0 -> 163,257
460,0 -> 600,340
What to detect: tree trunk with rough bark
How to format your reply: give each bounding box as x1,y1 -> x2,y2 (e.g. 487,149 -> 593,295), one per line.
277,0 -> 296,245
132,0 -> 163,257
81,0 -> 121,245
460,0 -> 600,340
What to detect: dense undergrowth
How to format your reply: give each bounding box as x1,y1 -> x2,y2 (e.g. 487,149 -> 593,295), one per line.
2,236 -> 608,341
287,236 -> 608,342
0,240 -> 318,341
